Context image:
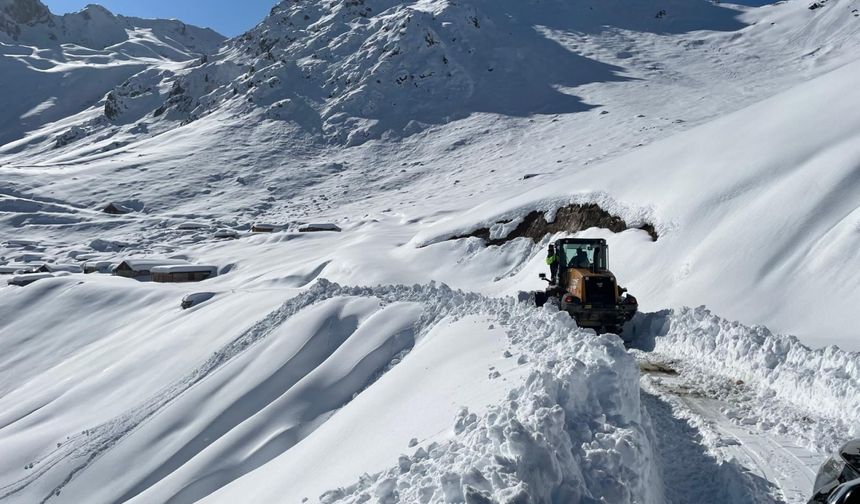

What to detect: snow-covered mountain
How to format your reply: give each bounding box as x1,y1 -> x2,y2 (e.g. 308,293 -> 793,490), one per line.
0,0 -> 224,148
0,0 -> 222,50
1,0 -> 859,503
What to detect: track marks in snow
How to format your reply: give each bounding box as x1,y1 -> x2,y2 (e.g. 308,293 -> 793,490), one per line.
640,364 -> 824,504
641,389 -> 780,504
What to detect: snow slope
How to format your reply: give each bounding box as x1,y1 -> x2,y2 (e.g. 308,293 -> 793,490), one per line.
418,55 -> 860,349
1,0 -> 859,503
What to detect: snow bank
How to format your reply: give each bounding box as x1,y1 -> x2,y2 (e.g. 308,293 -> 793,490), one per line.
203,280 -> 661,504
0,278 -> 662,503
630,306 -> 860,441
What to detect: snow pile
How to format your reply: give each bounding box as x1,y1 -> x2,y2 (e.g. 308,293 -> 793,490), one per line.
631,306 -> 860,448
312,286 -> 659,504
199,280 -> 661,503
0,277 -> 662,503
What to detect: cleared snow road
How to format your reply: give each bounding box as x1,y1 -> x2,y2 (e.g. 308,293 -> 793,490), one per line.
640,363 -> 823,504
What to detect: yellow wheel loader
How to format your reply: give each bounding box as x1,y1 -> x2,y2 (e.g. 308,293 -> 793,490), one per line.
534,238 -> 638,335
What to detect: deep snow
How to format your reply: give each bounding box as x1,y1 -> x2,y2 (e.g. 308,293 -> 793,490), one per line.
1,0 -> 859,502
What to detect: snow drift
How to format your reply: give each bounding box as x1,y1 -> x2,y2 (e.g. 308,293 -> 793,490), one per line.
0,278 -> 662,504
1,0 -> 859,502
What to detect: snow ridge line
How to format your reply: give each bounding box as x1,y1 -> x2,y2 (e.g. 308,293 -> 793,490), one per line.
413,190 -> 662,248
0,279 -> 656,503
633,306 -> 860,439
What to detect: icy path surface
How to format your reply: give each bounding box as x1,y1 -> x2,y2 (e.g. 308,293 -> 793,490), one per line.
641,370 -> 820,504
629,306 -> 859,504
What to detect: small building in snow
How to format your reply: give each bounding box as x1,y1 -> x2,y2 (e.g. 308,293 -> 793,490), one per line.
0,264 -> 40,275
38,264 -> 83,274
214,229 -> 240,239
177,222 -> 210,230
103,202 -> 133,215
251,223 -> 279,233
151,265 -> 218,283
7,273 -> 53,286
83,261 -> 115,274
299,223 -> 342,233
113,259 -> 190,278
73,253 -> 100,262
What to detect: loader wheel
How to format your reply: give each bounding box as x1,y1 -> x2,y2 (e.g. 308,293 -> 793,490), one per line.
534,291 -> 548,307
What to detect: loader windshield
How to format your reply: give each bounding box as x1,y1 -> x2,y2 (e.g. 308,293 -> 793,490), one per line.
561,243 -> 607,270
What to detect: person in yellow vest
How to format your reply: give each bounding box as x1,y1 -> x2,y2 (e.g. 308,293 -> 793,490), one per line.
546,244 -> 559,284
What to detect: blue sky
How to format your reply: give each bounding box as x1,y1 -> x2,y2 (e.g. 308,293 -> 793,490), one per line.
42,1 -> 278,37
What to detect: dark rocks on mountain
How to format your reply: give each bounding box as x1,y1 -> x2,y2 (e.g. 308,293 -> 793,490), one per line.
453,203 -> 659,246
53,126 -> 87,148
104,92 -> 122,120
2,0 -> 49,22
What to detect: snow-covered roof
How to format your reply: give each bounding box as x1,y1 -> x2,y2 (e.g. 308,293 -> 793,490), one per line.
4,239 -> 38,247
40,264 -> 83,273
0,264 -> 40,274
299,223 -> 342,232
7,273 -> 53,285
177,222 -> 210,230
83,260 -> 115,267
115,258 -> 190,271
150,265 -> 217,274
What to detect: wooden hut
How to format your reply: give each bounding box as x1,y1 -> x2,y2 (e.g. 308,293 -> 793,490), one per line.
214,229 -> 240,239
251,223 -> 279,233
299,223 -> 342,233
37,263 -> 83,274
7,273 -> 53,286
103,202 -> 133,215
112,259 -> 190,278
83,261 -> 115,274
151,265 -> 218,283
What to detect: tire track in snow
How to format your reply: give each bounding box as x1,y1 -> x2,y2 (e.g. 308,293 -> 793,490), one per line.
641,371 -> 821,504
641,389 -> 781,504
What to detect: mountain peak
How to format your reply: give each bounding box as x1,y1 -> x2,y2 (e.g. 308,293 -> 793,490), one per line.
0,0 -> 223,50
79,3 -> 115,18
0,0 -> 50,32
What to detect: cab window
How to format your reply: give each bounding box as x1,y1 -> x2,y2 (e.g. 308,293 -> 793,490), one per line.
561,243 -> 607,270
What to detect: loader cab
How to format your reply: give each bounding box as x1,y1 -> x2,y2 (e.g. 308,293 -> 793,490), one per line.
554,238 -> 617,306
557,238 -> 608,274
